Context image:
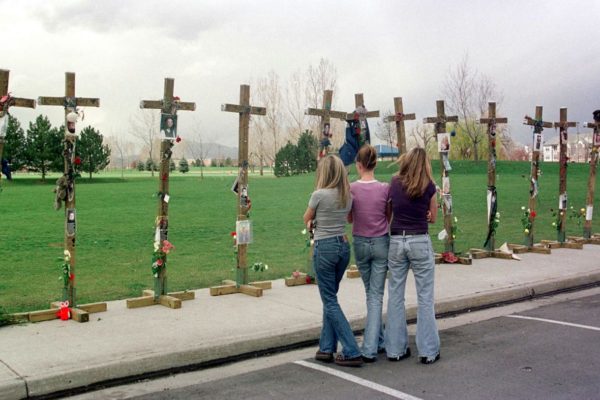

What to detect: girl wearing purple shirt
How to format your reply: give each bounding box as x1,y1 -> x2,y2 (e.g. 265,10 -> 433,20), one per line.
386,147 -> 440,364
348,145 -> 391,362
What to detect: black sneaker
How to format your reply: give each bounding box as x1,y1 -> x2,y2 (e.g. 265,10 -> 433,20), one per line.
361,355 -> 377,363
377,347 -> 386,354
334,354 -> 364,367
419,352 -> 440,365
387,347 -> 411,361
315,351 -> 334,363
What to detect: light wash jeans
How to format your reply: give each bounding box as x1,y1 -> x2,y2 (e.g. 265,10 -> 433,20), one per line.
386,233 -> 440,358
353,235 -> 389,358
313,236 -> 361,358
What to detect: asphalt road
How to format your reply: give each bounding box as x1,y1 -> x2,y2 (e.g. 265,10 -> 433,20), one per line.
69,288 -> 600,400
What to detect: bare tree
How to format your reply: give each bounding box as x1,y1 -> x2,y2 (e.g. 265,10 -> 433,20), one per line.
285,69 -> 307,140
185,118 -> 213,179
130,110 -> 159,176
305,58 -> 338,136
410,122 -> 436,154
443,54 -> 504,161
376,109 -> 396,158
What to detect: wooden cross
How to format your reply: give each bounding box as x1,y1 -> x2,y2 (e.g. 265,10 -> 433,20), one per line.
34,72 -> 106,323
553,108 -> 577,244
583,117 -> 600,240
509,106 -> 553,255
126,78 -> 196,309
305,89 -> 346,160
210,84 -> 272,297
479,102 -> 507,254
423,101 -> 466,262
346,93 -> 380,129
0,69 -> 36,184
385,97 -> 415,156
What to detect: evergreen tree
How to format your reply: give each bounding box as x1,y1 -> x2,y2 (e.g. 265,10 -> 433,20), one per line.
136,160 -> 145,171
296,129 -> 318,173
76,126 -> 111,179
179,158 -> 189,173
274,142 -> 297,177
2,114 -> 27,172
145,158 -> 155,172
169,159 -> 176,172
25,115 -> 63,180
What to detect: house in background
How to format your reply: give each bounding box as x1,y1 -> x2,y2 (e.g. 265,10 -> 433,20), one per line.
374,144 -> 399,159
542,132 -> 593,163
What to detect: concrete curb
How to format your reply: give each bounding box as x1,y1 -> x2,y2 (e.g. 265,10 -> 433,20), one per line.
4,270 -> 600,399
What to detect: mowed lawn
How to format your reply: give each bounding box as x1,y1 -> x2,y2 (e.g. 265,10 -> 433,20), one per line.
1,161 -> 598,313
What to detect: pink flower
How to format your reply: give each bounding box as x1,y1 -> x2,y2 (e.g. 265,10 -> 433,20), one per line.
156,259 -> 163,266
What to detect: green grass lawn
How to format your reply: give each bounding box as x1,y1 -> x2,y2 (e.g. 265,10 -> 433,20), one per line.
1,161 -> 598,313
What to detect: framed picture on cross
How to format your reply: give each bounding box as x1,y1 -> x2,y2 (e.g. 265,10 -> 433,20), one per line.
160,113 -> 177,138
437,133 -> 450,153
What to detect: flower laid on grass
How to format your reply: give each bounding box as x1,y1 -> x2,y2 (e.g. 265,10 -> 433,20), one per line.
59,250 -> 74,287
550,208 -> 564,232
152,240 -> 175,278
250,262 -> 269,272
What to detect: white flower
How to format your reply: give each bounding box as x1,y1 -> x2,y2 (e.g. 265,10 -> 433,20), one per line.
264,265 -> 269,270
495,212 -> 500,218
552,222 -> 556,226
64,250 -> 71,257
524,228 -> 530,233
301,229 -> 307,235
454,216 -> 458,223
153,241 -> 160,251
521,206 -> 526,211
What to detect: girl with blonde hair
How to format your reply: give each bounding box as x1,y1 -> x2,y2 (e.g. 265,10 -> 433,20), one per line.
303,154 -> 363,367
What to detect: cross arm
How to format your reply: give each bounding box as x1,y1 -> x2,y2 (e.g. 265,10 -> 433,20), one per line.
13,98 -> 36,109
385,113 -> 416,123
553,121 -> 577,128
347,110 -> 380,120
423,116 -> 459,124
221,104 -> 266,116
586,122 -> 600,129
77,98 -> 100,108
305,108 -> 347,120
38,96 -> 64,106
480,117 -> 508,124
523,116 -> 552,128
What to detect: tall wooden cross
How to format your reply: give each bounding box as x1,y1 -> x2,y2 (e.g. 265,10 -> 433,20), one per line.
127,78 -> 196,309
583,115 -> 600,239
37,72 -> 105,322
423,101 -> 460,255
553,108 -> 577,244
511,106 -> 553,254
480,102 -> 507,253
385,97 -> 415,156
305,89 -> 346,160
346,93 -> 380,134
210,84 -> 272,297
0,69 -> 36,184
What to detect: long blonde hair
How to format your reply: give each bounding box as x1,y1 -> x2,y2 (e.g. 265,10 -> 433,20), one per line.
398,147 -> 434,198
315,154 -> 350,208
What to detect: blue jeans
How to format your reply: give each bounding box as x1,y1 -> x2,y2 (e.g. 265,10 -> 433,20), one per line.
313,236 -> 361,358
386,234 -> 440,358
353,235 -> 389,358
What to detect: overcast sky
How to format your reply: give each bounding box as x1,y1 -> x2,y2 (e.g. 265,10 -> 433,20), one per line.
2,0 -> 599,148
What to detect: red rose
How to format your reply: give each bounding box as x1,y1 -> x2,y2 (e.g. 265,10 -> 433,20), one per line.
156,259 -> 163,266
175,136 -> 182,143
74,156 -> 82,165
530,211 -> 537,218
69,273 -> 75,281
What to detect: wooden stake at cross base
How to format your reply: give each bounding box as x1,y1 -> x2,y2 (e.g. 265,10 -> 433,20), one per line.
210,84 -> 272,297
0,69 -> 36,187
468,102 -> 514,261
385,97 -> 415,157
126,77 -> 196,309
508,106 -> 552,255
22,72 -> 107,323
423,100 -> 470,265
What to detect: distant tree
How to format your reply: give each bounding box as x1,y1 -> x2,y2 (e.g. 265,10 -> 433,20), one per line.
274,142 -> 297,177
179,158 -> 189,173
210,158 -> 217,167
3,114 -> 27,171
131,110 -> 159,177
296,130 -> 318,173
145,158 -> 156,172
76,126 -> 111,179
225,157 -> 233,167
376,110 -> 397,158
410,122 -> 437,157
25,115 -> 63,180
169,159 -> 176,172
136,160 -> 145,171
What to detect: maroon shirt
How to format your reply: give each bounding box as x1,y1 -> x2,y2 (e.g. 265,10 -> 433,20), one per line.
389,175 -> 436,234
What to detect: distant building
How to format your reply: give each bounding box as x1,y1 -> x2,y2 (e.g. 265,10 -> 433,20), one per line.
374,144 -> 399,159
542,132 -> 592,163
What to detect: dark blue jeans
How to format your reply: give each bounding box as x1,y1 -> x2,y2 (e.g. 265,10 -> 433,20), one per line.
313,236 -> 361,358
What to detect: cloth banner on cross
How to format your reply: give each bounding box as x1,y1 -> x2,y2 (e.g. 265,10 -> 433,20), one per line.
339,118 -> 371,166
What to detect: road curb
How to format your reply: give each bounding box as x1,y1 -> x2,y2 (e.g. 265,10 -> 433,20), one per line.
6,270 -> 600,400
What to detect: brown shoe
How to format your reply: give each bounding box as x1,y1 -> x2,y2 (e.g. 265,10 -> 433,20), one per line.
315,351 -> 334,363
334,354 -> 363,367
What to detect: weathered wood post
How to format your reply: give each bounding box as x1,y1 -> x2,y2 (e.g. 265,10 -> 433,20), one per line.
305,89 -> 347,160
583,113 -> 600,240
385,97 -> 415,157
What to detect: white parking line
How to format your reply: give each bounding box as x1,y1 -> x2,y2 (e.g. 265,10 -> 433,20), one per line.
294,360 -> 423,400
505,315 -> 600,331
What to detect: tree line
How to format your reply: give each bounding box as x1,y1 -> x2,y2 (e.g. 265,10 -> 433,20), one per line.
2,114 -> 111,180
